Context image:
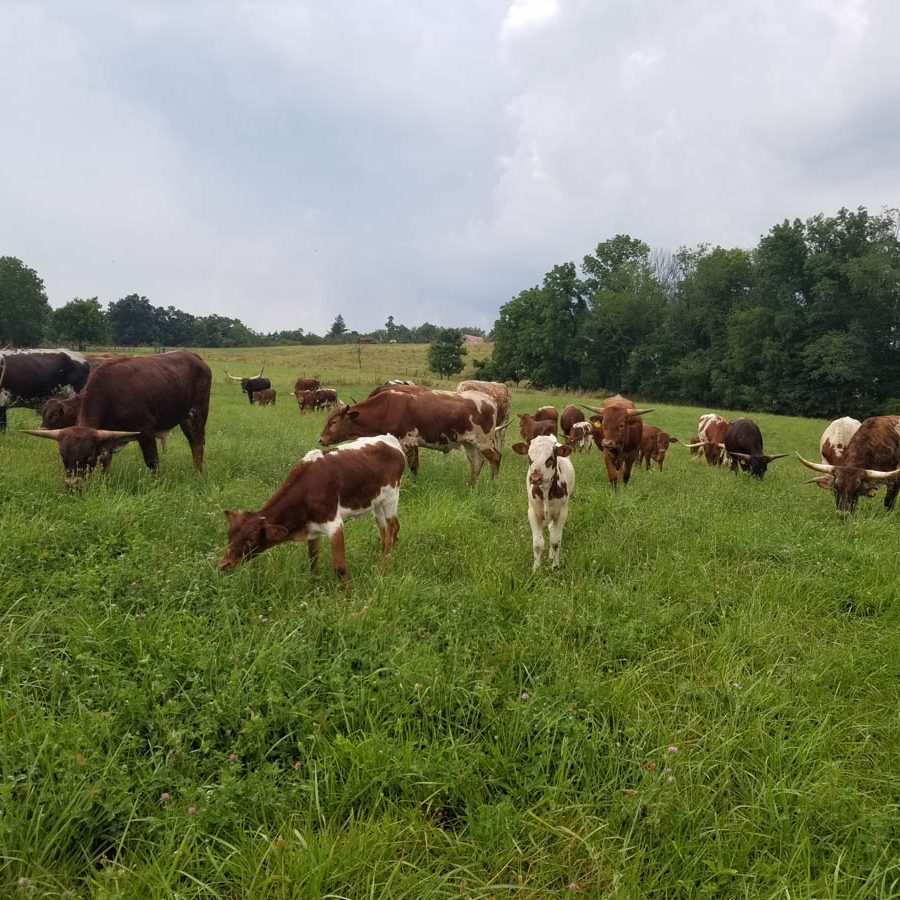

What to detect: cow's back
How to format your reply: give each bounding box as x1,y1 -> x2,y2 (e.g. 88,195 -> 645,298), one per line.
843,416 -> 900,471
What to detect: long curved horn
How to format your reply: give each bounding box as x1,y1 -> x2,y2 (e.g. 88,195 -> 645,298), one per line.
765,453 -> 789,462
627,408 -> 654,416
796,453 -> 835,475
864,465 -> 900,481
21,428 -> 63,441
495,419 -> 512,432
580,403 -> 602,414
95,430 -> 141,441
729,451 -> 751,461
684,441 -> 706,449
223,368 -> 243,381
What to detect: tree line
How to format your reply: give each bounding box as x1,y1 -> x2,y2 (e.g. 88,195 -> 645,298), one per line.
0,262 -> 484,351
475,207 -> 900,418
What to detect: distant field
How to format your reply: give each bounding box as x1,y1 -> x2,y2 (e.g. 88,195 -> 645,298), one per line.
1,345 -> 899,898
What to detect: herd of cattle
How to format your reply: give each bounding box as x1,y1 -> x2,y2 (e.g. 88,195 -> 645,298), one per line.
2,347 -> 898,581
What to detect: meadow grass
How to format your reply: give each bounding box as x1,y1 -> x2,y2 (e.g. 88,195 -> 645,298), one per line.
1,345 -> 899,898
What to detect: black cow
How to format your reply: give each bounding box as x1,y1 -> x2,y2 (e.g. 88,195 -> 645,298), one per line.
0,349 -> 90,431
224,367 -> 271,404
724,417 -> 786,479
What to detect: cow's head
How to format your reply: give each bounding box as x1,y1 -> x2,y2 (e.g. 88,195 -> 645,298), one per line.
22,426 -> 141,486
318,402 -> 363,445
797,455 -> 898,514
581,404 -> 652,452
219,510 -> 291,570
513,436 -> 572,490
729,451 -> 787,479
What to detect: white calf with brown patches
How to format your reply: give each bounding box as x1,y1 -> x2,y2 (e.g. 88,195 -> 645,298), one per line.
219,435 -> 406,586
567,420 -> 593,452
513,435 -> 575,570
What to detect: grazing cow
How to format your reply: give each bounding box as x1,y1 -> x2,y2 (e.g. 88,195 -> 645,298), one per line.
566,420 -> 593,452
252,387 -> 276,406
23,351 -> 211,485
685,413 -> 729,465
581,394 -> 653,488
319,388 -> 504,487
518,411 -> 557,446
560,404 -> 585,437
219,434 -> 406,585
797,416 -> 900,515
0,349 -> 90,431
224,367 -> 271,404
299,388 -> 338,412
723,417 -> 786,478
639,425 -> 678,471
293,376 -> 321,395
512,436 -> 575,570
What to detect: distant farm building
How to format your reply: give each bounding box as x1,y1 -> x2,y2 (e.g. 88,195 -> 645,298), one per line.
463,334 -> 485,344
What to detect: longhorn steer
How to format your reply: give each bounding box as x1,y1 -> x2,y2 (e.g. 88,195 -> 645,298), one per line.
684,413 -> 729,465
820,416 -> 862,466
23,351 -> 211,485
513,436 -> 574,570
797,416 -> 900,515
723,417 -> 786,479
0,349 -> 90,431
318,388 -> 504,487
225,367 -> 270,403
219,435 -> 406,585
581,394 -> 653,488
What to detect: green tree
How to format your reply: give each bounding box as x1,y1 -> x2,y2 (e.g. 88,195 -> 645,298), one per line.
107,294 -> 158,346
0,256 -> 51,345
428,328 -> 466,378
328,314 -> 347,340
52,297 -> 108,350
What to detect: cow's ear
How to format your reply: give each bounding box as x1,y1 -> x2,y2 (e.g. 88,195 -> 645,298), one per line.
224,509 -> 240,524
555,444 -> 573,457
263,523 -> 289,543
512,442 -> 528,455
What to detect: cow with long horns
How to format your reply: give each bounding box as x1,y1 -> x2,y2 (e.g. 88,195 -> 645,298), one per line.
581,394 -> 653,488
23,351 -> 211,486
723,417 -> 786,479
224,366 -> 270,403
684,413 -> 729,465
0,349 -> 90,431
797,416 -> 900,514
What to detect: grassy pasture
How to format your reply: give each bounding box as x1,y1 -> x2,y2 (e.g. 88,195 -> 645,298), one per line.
1,344 -> 899,898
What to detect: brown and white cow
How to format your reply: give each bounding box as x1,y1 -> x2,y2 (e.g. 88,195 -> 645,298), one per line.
23,350 -> 211,485
252,387 -> 276,406
318,388 -> 504,487
820,416 -> 862,466
581,394 -> 653,488
639,425 -> 678,471
456,380 -> 511,428
219,434 -> 405,585
517,411 -> 557,446
685,413 -> 729,465
560,404 -> 585,437
513,435 -> 575,570
566,420 -> 593,452
797,416 -> 900,515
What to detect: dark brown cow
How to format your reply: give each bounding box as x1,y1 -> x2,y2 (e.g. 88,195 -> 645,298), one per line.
23,350 -> 211,486
252,387 -> 276,406
797,416 -> 900,515
518,412 -> 557,446
219,435 -> 405,585
684,413 -> 730,465
0,349 -> 90,431
301,388 -> 338,411
639,425 -> 678,471
318,388 -> 503,487
532,405 -> 559,433
293,376 -> 321,395
581,394 -> 653,488
560,404 -> 585,437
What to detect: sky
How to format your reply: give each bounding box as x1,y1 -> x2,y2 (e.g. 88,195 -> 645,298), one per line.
2,0 -> 898,335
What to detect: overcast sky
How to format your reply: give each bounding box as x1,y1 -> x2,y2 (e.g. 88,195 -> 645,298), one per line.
2,0 -> 898,334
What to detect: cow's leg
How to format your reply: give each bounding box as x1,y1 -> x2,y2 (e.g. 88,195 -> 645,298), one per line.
180,411 -> 206,472
623,451 -> 637,485
329,527 -> 349,586
308,537 -> 320,571
463,444 -> 486,487
482,447 -> 501,478
404,446 -> 419,475
884,480 -> 899,511
527,506 -> 545,570
547,506 -> 568,568
373,490 -> 401,562
137,433 -> 160,472
602,450 -> 620,489
0,406 -> 6,432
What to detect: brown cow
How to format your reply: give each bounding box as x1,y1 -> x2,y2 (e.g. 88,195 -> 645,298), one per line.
581,394 -> 653,488
532,405 -> 559,433
23,350 -> 211,486
684,413 -> 729,465
293,376 -> 321,395
219,434 -> 405,585
797,416 -> 900,515
560,404 -> 585,437
252,387 -> 276,406
639,424 -> 678,471
318,388 -> 504,487
518,412 -> 557,446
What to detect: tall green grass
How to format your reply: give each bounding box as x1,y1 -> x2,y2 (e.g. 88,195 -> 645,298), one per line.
1,348 -> 898,898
